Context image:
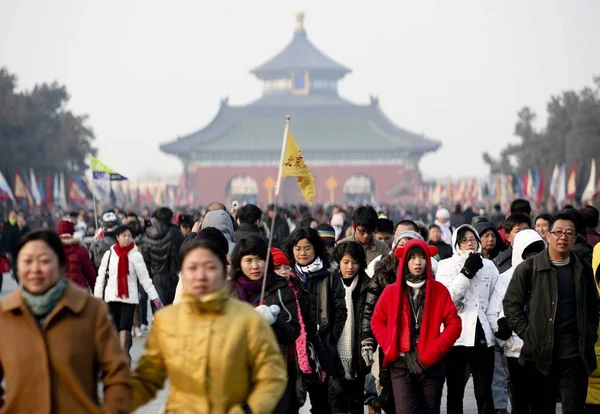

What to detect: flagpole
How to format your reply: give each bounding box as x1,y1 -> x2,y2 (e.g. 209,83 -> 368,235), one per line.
259,115 -> 290,306
92,190 -> 99,230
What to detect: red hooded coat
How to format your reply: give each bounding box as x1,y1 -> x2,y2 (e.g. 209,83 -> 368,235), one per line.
371,239 -> 461,368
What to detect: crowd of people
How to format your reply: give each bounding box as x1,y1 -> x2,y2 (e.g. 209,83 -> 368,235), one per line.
0,197 -> 600,413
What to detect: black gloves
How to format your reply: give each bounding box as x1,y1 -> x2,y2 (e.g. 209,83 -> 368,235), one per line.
461,252 -> 483,279
495,317 -> 512,341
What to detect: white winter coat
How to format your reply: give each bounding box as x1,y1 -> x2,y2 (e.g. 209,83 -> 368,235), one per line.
490,229 -> 545,357
94,244 -> 159,304
437,224 -> 500,347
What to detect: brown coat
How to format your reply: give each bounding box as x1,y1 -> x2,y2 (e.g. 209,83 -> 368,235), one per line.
0,281 -> 132,414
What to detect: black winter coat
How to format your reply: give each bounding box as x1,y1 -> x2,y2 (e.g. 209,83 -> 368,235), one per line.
503,250 -> 599,375
266,215 -> 289,250
141,221 -> 184,280
361,264 -> 397,344
334,270 -> 371,377
0,222 -> 23,257
296,265 -> 347,374
493,245 -> 513,274
227,274 -> 300,347
429,241 -> 453,260
573,239 -> 594,269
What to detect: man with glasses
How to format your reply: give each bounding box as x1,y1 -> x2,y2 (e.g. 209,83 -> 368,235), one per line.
341,206 -> 390,265
504,213 -> 599,413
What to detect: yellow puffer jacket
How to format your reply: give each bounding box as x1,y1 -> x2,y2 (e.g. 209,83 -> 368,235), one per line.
587,250 -> 600,406
132,287 -> 287,413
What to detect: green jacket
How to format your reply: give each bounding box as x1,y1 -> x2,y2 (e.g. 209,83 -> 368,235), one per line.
503,249 -> 599,375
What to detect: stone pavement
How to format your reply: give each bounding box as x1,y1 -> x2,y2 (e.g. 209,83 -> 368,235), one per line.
1,273 -> 563,413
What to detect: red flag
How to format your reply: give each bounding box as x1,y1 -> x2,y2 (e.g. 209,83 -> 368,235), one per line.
536,170 -> 545,204
566,164 -> 576,199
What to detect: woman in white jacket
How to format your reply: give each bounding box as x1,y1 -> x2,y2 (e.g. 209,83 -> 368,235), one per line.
436,224 -> 500,414
490,229 -> 545,413
94,225 -> 163,361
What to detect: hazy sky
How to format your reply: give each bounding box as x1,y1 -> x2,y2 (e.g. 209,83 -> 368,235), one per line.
1,0 -> 599,180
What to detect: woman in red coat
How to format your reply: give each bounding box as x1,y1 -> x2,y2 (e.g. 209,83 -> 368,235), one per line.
371,239 -> 461,414
57,220 -> 96,291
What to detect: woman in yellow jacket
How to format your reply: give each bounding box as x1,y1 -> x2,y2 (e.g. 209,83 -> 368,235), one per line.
588,244 -> 600,410
132,229 -> 287,413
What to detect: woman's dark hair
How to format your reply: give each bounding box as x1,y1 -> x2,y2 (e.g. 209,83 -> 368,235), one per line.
535,213 -> 553,225
115,225 -> 133,237
299,216 -> 317,229
373,253 -> 398,286
16,229 -> 67,269
193,227 -> 230,256
333,241 -> 367,270
285,227 -> 326,266
180,238 -> 227,271
229,235 -> 274,279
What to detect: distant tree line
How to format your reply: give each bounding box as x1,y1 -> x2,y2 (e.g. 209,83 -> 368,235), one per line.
0,67 -> 95,175
484,77 -> 600,190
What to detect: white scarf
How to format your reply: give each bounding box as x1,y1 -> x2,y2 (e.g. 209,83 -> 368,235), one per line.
296,256 -> 324,275
337,275 -> 358,380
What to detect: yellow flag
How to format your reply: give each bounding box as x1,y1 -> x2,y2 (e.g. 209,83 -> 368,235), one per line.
280,127 -> 316,204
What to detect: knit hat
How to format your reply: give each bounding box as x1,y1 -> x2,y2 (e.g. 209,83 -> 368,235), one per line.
57,220 -> 75,237
270,248 -> 290,267
316,223 -> 336,247
392,230 -> 424,250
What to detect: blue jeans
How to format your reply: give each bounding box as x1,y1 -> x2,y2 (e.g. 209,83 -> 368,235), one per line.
492,348 -> 509,409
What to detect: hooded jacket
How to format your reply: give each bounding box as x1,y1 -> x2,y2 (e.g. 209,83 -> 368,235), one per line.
62,237 -> 97,290
490,229 -> 544,358
201,210 -> 236,256
141,219 -> 184,280
371,239 -> 462,367
436,224 -> 500,347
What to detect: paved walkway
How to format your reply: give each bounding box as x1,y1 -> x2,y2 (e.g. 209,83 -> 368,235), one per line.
2,273 -> 563,413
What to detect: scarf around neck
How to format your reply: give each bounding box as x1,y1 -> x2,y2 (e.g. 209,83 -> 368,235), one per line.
337,274 -> 359,380
296,257 -> 323,276
114,243 -> 135,299
405,283 -> 427,374
21,277 -> 68,325
236,274 -> 266,305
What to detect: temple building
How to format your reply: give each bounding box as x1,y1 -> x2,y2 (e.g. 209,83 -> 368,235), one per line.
161,12 -> 440,205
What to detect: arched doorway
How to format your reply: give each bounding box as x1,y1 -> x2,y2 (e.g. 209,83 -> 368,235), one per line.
225,175 -> 259,205
343,174 -> 376,204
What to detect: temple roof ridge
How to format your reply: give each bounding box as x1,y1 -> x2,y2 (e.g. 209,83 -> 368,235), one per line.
250,11 -> 351,80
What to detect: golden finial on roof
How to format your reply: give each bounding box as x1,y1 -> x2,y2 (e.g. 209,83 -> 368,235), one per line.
295,11 -> 305,31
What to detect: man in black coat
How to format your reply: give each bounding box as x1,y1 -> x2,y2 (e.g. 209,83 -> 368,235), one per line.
0,210 -> 29,288
503,213 -> 599,413
234,204 -> 268,244
141,207 -> 184,307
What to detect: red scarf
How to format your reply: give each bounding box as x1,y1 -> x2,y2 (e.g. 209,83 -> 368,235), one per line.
113,243 -> 135,299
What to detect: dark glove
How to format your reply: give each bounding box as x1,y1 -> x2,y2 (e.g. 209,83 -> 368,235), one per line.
495,317 -> 512,341
461,252 -> 483,279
